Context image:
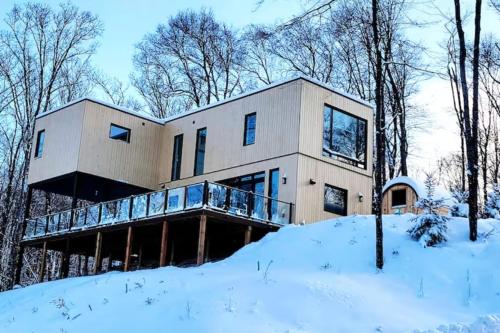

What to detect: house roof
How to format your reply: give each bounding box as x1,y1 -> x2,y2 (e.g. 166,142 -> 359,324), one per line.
383,176 -> 454,205
36,75 -> 374,125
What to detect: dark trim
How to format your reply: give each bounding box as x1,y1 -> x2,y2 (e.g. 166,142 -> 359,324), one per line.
243,112 -> 256,146
267,168 -> 279,219
193,127 -> 207,176
34,129 -> 45,158
323,104 -> 368,170
109,123 -> 131,143
171,134 -> 183,181
324,183 -> 348,216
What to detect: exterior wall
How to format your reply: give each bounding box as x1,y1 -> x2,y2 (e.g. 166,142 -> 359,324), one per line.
158,80 -> 302,186
382,184 -> 419,215
295,154 -> 372,223
28,102 -> 85,185
77,101 -> 163,190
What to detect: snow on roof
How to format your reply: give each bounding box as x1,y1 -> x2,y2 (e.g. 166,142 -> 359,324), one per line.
36,75 -> 373,125
383,176 -> 454,206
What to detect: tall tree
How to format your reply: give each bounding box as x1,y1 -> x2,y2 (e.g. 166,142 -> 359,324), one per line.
452,0 -> 482,241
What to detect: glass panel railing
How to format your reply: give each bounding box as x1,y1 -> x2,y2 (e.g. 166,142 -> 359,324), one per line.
166,187 -> 185,213
228,188 -> 248,216
58,211 -> 72,232
207,183 -> 227,210
47,214 -> 59,233
271,200 -> 291,225
87,205 -> 100,226
34,217 -> 47,236
148,191 -> 166,216
24,219 -> 36,238
186,183 -> 203,209
73,208 -> 86,229
132,194 -> 147,219
102,198 -> 130,224
252,194 -> 267,220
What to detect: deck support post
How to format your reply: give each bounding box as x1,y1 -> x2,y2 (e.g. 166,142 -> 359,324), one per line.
93,232 -> 103,274
159,221 -> 169,267
13,185 -> 34,286
197,215 -> 207,265
244,226 -> 252,245
59,239 -> 70,279
124,226 -> 133,272
38,241 -> 48,282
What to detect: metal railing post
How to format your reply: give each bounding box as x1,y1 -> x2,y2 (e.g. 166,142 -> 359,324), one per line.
289,203 -> 293,224
129,196 -> 134,220
98,203 -> 102,225
163,188 -> 169,213
146,193 -> 151,216
183,185 -> 187,210
203,180 -> 209,206
247,191 -> 253,217
225,187 -> 231,211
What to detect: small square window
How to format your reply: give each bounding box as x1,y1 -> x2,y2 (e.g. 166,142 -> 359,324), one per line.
34,130 -> 45,158
243,113 -> 256,146
109,124 -> 130,143
391,189 -> 407,207
324,184 -> 347,216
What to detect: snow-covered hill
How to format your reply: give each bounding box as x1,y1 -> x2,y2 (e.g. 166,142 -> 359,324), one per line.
1,215 -> 500,333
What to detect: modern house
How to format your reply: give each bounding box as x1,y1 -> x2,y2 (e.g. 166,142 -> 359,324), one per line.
382,176 -> 451,215
18,76 -> 373,284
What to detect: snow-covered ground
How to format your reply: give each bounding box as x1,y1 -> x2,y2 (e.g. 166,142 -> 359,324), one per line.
1,215 -> 500,333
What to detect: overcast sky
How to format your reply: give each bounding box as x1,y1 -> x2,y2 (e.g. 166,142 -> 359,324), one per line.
1,0 -> 498,175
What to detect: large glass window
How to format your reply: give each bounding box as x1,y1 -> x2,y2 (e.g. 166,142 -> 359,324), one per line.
109,124 -> 131,143
171,134 -> 183,181
243,113 -> 256,146
324,184 -> 347,216
323,106 -> 367,168
268,169 -> 279,218
34,129 -> 45,158
391,189 -> 407,207
194,127 -> 207,176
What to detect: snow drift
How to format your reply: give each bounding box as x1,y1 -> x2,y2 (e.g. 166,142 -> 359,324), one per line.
0,215 -> 499,333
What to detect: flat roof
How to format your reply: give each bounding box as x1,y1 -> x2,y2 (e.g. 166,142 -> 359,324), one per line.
36,75 -> 373,125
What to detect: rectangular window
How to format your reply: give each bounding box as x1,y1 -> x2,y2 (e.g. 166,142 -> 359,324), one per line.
171,134 -> 183,181
268,168 -> 279,218
391,189 -> 407,207
243,113 -> 256,146
324,184 -> 347,216
194,127 -> 207,176
323,105 -> 367,168
109,124 -> 131,143
34,130 -> 45,158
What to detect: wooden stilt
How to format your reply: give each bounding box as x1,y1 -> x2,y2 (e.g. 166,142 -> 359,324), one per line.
244,226 -> 253,245
159,221 -> 169,267
38,241 -> 47,282
197,215 -> 207,265
59,239 -> 70,279
124,226 -> 133,272
93,232 -> 103,274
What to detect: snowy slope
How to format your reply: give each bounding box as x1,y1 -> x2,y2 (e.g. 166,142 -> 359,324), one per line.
1,215 -> 500,333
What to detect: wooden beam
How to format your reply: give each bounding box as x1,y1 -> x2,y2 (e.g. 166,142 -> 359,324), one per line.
244,226 -> 252,245
124,226 -> 133,272
93,232 -> 103,274
59,239 -> 70,279
38,241 -> 47,282
197,215 -> 207,265
159,221 -> 169,267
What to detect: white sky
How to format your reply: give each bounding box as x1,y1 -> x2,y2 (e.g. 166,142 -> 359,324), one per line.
1,0 -> 498,174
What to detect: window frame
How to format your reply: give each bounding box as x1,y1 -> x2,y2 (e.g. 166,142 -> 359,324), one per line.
171,134 -> 183,181
268,168 -> 279,218
109,123 -> 131,143
391,188 -> 407,207
34,129 -> 46,158
243,112 -> 257,146
193,127 -> 207,176
323,104 -> 368,169
324,183 -> 348,216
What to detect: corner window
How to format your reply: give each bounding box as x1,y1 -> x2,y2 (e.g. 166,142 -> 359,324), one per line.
109,124 -> 130,143
171,134 -> 183,181
194,127 -> 207,176
243,113 -> 256,146
324,184 -> 347,216
323,105 -> 367,168
34,130 -> 45,158
391,189 -> 407,207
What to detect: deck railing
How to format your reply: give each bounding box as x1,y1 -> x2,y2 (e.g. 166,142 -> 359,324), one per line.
24,181 -> 293,240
